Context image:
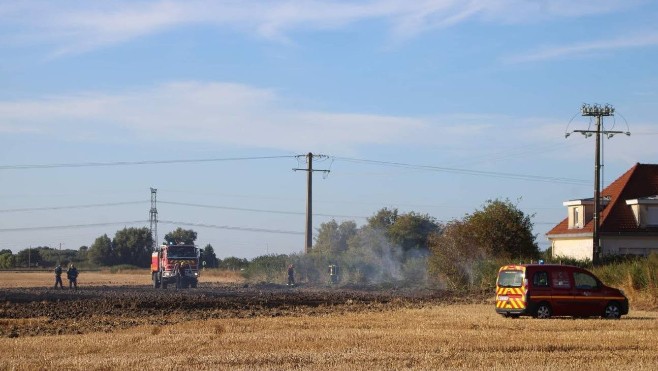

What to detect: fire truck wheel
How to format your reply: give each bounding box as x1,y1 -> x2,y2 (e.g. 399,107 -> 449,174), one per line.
152,273 -> 160,289
534,303 -> 552,319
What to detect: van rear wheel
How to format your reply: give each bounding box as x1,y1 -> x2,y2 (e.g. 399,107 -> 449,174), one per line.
604,302 -> 621,319
534,303 -> 552,319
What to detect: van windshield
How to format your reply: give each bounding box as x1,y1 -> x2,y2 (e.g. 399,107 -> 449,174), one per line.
498,270 -> 523,287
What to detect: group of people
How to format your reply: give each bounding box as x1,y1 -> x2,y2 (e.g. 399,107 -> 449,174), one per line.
54,263 -> 79,290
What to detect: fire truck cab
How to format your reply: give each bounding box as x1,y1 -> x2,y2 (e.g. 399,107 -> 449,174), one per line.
151,243 -> 200,289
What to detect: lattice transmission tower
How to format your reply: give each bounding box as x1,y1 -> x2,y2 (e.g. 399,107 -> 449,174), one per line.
149,187 -> 158,251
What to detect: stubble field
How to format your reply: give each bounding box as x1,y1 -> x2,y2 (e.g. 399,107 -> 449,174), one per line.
0,270 -> 656,370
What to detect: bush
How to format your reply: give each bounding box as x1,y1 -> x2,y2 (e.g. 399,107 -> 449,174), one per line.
590,253 -> 658,310
243,254 -> 289,283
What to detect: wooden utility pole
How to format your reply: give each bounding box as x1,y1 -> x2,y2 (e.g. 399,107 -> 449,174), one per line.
294,153 -> 330,254
567,104 -> 629,265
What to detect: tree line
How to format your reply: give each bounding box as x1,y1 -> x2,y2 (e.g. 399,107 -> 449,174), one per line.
2,199 -> 541,290
248,199 -> 540,288
0,227 -> 228,270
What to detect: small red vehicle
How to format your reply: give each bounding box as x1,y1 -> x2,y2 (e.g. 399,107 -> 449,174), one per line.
495,264 -> 628,319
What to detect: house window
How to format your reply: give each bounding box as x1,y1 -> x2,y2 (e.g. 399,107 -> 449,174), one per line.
647,206 -> 658,226
573,207 -> 580,228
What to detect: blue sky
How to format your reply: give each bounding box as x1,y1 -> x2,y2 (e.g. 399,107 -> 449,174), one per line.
1,0 -> 657,259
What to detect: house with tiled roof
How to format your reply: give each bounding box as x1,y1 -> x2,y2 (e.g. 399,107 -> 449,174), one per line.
547,163 -> 658,260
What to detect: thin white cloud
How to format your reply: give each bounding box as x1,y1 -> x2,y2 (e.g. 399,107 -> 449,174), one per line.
0,81 -> 427,153
0,0 -> 638,55
1,81 -> 653,162
506,31 -> 658,63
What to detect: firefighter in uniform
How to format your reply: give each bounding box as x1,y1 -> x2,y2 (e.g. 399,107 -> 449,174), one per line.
287,264 -> 295,286
173,262 -> 182,289
66,264 -> 79,290
54,264 -> 64,289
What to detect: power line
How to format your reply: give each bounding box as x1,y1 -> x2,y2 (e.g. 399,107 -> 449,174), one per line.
0,199 -> 366,219
159,220 -> 304,235
1,152 -> 589,186
159,200 -> 365,219
333,157 -> 589,185
0,221 -> 148,232
0,201 -> 146,213
0,155 -> 296,170
0,219 -> 304,236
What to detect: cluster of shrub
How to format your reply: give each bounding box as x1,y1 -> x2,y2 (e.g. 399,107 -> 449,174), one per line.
4,199 -> 655,294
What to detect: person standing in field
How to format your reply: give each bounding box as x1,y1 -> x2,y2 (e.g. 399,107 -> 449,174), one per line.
66,264 -> 79,290
54,264 -> 63,289
287,264 -> 295,286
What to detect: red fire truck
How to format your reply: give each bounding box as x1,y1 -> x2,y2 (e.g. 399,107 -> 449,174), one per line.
151,243 -> 200,289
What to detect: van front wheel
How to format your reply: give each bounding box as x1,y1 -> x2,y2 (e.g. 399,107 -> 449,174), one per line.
534,303 -> 552,319
603,302 -> 621,319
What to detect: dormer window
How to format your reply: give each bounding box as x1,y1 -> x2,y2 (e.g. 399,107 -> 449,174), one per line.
626,196 -> 658,227
564,199 -> 593,229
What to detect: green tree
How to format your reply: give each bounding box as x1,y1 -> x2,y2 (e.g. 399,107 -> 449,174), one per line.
388,212 -> 442,252
37,246 -> 75,267
201,244 -> 218,268
164,228 -> 197,245
354,208 -> 441,256
88,234 -> 115,266
244,254 -> 288,282
113,227 -> 153,267
428,199 -> 539,289
428,220 -> 482,289
313,219 -> 357,254
77,246 -> 89,262
465,199 -> 539,260
367,207 -> 398,231
15,248 -> 42,267
0,251 -> 15,269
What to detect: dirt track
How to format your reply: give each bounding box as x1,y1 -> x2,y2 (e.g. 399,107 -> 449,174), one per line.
0,283 -> 487,338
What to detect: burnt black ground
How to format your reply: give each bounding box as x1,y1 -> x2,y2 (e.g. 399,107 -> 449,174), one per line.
0,283 -> 490,338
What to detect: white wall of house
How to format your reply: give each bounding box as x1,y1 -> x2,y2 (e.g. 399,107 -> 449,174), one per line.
602,236 -> 658,256
551,237 -> 592,260
551,235 -> 658,260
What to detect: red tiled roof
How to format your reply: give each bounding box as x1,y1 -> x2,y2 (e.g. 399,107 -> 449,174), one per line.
547,163 -> 658,236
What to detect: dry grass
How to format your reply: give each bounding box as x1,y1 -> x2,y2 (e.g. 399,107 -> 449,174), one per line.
0,269 -> 244,288
1,304 -> 657,370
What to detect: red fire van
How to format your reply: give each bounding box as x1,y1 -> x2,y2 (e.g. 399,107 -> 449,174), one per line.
495,264 -> 629,319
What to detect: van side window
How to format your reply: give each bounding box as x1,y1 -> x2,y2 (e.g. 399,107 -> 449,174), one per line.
574,272 -> 598,290
533,271 -> 549,287
552,271 -> 571,288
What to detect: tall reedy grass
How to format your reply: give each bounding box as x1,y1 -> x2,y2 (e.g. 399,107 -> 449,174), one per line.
592,254 -> 658,310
